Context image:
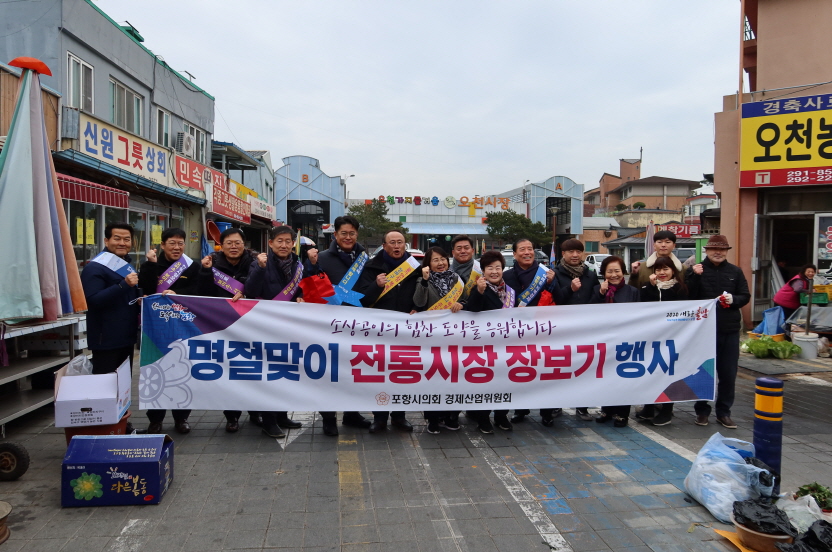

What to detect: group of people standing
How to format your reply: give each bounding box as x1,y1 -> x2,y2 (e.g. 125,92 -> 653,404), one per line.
80,218 -> 749,440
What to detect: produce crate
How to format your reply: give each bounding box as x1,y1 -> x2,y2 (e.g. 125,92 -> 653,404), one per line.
813,284 -> 832,300
800,292 -> 829,305
747,332 -> 786,342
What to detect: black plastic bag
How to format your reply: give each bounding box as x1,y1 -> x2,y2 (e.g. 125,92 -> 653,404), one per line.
745,457 -> 780,490
776,520 -> 832,552
733,498 -> 799,537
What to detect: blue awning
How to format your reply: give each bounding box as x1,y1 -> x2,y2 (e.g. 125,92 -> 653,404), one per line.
53,149 -> 206,205
400,223 -> 489,235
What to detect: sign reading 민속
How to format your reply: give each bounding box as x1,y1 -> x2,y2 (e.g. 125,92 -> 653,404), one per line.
139,296 -> 716,412
175,155 -> 226,192
740,93 -> 832,188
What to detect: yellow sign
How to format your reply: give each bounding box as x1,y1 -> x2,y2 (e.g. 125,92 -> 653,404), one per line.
151,224 -> 163,245
230,179 -> 256,201
76,218 -> 95,245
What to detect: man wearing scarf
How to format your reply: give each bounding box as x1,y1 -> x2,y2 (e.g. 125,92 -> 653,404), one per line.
139,228 -> 200,435
304,215 -> 373,436
449,235 -> 477,308
354,230 -> 419,433
244,226 -> 306,439
197,227 -> 262,433
629,230 -> 685,288
502,239 -> 557,430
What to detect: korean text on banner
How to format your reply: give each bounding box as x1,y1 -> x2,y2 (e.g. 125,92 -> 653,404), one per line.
81,114 -> 167,183
210,183 -> 251,224
740,93 -> 832,188
139,297 -> 717,412
175,155 -> 226,192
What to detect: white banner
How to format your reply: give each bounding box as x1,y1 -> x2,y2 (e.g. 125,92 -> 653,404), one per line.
139,296 -> 717,411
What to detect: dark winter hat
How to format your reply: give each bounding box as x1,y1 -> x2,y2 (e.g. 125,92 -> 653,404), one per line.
703,234 -> 732,250
653,230 -> 677,243
560,239 -> 584,252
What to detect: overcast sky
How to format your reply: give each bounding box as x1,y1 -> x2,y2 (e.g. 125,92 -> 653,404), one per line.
98,1 -> 740,198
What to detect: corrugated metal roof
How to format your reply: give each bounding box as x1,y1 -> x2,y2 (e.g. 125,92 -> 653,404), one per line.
400,223 -> 489,235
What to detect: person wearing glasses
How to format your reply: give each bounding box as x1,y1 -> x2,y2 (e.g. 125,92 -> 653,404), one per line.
197,226 -> 263,433
305,215 -> 373,436
354,229 -> 421,433
139,228 -> 200,434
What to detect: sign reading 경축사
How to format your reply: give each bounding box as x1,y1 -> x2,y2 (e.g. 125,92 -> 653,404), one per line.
138,296 -> 717,412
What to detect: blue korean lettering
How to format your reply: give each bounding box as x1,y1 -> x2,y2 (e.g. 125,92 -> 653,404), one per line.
646,340 -> 678,376
615,341 -> 646,378
229,361 -> 263,380
228,341 -> 263,360
83,122 -> 98,155
157,151 -> 166,175
191,362 -> 223,381
101,128 -> 114,160
146,146 -> 156,172
188,339 -> 225,362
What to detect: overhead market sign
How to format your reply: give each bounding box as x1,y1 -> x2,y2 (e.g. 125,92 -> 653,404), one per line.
80,114 -> 168,184
740,93 -> 832,188
374,195 -> 513,210
175,155 -> 225,192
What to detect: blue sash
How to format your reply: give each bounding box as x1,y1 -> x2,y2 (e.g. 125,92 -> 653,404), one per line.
325,252 -> 368,307
517,264 -> 549,307
90,251 -> 135,278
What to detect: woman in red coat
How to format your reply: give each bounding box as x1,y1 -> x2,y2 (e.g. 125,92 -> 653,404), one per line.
773,264 -> 816,321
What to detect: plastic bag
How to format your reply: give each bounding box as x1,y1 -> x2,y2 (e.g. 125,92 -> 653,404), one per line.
776,520 -> 832,552
746,457 -> 780,490
753,306 -> 786,336
684,432 -> 776,523
776,495 -> 824,534
65,353 -> 93,376
734,498 -> 798,537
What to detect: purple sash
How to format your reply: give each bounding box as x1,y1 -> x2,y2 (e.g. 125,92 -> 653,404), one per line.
157,254 -> 193,292
212,267 -> 245,296
502,286 -> 516,309
273,261 -> 303,301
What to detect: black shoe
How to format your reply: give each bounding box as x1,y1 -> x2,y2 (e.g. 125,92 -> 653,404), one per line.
541,416 -> 554,427
613,415 -> 628,428
369,420 -> 387,433
125,422 -> 135,434
595,412 -> 613,424
226,419 -> 239,433
576,408 -> 592,421
262,424 -> 286,438
477,419 -> 494,434
391,418 -> 413,432
276,415 -> 302,429
440,416 -> 460,431
174,420 -> 191,434
510,414 -> 526,424
635,407 -> 656,420
342,413 -> 372,429
323,420 -> 339,437
551,408 -> 563,418
427,422 -> 440,435
494,415 -> 513,431
249,413 -> 264,427
147,422 -> 163,434
651,410 -> 673,426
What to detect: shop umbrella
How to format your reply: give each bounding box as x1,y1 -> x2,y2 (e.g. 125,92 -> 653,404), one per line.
0,57 -> 86,322
644,220 -> 656,259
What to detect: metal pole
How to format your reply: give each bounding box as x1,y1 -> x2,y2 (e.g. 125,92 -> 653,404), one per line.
753,377 -> 783,495
805,279 -> 814,335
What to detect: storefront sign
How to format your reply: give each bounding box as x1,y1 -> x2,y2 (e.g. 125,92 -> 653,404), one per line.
139,296 -> 716,411
816,213 -> 832,274
740,93 -> 832,188
80,114 -> 167,183
657,224 -> 700,238
249,196 -> 275,220
376,195 -> 512,210
210,184 -> 251,224
175,155 -> 226,192
231,179 -> 257,201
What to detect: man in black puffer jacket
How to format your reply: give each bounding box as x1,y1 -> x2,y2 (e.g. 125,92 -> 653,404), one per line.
685,235 -> 750,430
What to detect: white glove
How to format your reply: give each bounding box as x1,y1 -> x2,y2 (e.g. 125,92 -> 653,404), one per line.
722,292 -> 733,305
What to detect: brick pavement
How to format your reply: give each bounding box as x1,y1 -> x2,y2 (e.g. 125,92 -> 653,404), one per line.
1,358 -> 831,551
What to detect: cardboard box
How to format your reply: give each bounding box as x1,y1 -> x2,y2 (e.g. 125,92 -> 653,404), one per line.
62,434 -> 174,507
54,358 -> 131,427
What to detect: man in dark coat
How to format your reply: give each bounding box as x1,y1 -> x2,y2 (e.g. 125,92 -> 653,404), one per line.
81,223 -> 141,376
244,225 -> 306,439
197,226 -> 261,433
503,238 -> 557,429
138,227 -> 200,434
686,235 -> 750,429
304,215 -> 372,436
354,230 -> 420,433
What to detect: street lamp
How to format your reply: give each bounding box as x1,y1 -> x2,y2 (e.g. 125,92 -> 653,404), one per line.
342,174 -> 355,205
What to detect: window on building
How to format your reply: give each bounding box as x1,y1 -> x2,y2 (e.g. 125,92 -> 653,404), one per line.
67,53 -> 93,113
109,79 -> 143,135
622,187 -> 632,199
183,123 -> 207,164
585,241 -> 599,253
156,108 -> 170,147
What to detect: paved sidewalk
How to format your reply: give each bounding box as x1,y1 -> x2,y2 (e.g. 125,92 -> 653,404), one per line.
1,364 -> 831,551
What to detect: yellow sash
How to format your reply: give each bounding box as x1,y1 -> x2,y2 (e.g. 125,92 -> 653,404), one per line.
373,256 -> 421,306
462,259 -> 482,299
428,278 -> 463,311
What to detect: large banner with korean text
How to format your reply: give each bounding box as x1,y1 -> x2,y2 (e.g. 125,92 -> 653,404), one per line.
139,295 -> 716,411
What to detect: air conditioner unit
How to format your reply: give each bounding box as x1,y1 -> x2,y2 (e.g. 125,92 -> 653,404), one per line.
175,132 -> 196,157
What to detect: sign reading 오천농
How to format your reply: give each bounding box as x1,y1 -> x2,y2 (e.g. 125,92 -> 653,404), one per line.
249,196 -> 275,220
740,93 -> 832,188
377,195 -> 513,210
81,114 -> 168,183
139,296 -> 717,412
175,155 -> 226,192
210,184 -> 251,224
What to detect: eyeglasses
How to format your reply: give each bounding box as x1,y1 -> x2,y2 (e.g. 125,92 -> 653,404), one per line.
165,241 -> 185,247
386,241 -> 406,246
223,241 -> 244,246
337,232 -> 357,238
